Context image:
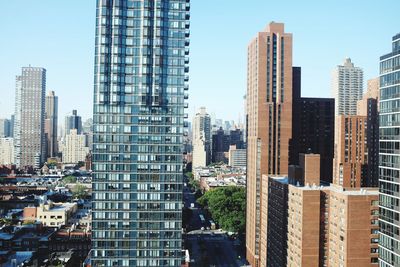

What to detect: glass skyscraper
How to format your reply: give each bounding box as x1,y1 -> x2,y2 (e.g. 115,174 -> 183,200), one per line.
91,0 -> 190,266
379,33 -> 400,267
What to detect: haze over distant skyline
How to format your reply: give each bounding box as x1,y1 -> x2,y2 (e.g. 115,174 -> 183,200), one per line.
0,0 -> 399,123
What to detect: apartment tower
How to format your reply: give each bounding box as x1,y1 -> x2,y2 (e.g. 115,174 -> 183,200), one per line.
357,78 -> 380,187
291,95 -> 335,183
14,67 -> 46,168
246,22 -> 293,267
0,119 -> 11,137
64,110 -> 82,136
379,33 -> 400,267
91,0 -> 190,266
45,90 -> 58,158
333,115 -> 368,187
192,107 -> 211,168
332,58 -> 364,116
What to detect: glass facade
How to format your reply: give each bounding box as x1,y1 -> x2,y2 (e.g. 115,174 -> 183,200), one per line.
91,0 -> 190,266
379,34 -> 400,267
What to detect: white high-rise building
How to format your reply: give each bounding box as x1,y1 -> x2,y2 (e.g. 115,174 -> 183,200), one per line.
14,67 -> 46,168
0,137 -> 14,165
62,129 -> 88,164
192,107 -> 211,168
332,58 -> 364,115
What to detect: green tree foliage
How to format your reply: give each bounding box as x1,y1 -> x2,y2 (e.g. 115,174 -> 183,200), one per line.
60,175 -> 77,185
197,186 -> 245,234
72,184 -> 88,199
185,172 -> 193,179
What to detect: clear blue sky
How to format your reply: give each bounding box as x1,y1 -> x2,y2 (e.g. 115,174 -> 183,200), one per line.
0,0 -> 399,123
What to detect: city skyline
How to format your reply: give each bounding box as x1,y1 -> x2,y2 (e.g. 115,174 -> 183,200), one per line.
1,1 -> 400,121
0,1 -> 399,266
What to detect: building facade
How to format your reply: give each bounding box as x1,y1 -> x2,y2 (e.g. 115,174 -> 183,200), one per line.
211,127 -> 229,163
286,184 -> 379,267
192,107 -> 211,168
64,110 -> 82,136
228,145 -> 246,168
379,33 -> 400,267
62,129 -> 89,164
291,96 -> 335,183
0,137 -> 14,165
0,119 -> 11,137
91,0 -> 190,266
14,67 -> 46,168
333,115 -> 368,187
45,90 -> 58,159
357,78 -> 380,187
332,58 -> 364,116
246,22 -> 293,267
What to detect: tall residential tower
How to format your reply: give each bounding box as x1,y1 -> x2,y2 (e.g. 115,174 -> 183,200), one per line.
379,33 -> 400,267
192,107 -> 211,168
91,0 -> 190,266
64,110 -> 82,136
14,67 -> 46,168
246,22 -> 293,267
332,58 -> 364,116
45,90 -> 58,158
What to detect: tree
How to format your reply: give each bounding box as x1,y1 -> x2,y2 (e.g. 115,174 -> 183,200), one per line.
185,172 -> 193,179
197,186 -> 246,234
72,184 -> 88,199
59,175 -> 76,185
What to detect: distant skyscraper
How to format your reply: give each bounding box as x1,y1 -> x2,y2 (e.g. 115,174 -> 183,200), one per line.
91,0 -> 190,266
291,96 -> 335,183
290,66 -> 335,183
14,67 -> 46,168
379,33 -> 400,267
45,90 -> 58,158
10,114 -> 14,137
0,119 -> 11,137
192,107 -> 211,168
246,22 -> 293,267
0,137 -> 14,165
62,129 -> 89,164
211,127 -> 229,163
332,58 -> 364,115
64,110 -> 82,136
83,118 -> 93,150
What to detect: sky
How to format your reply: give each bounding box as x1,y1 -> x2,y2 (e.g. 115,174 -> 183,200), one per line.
0,0 -> 399,123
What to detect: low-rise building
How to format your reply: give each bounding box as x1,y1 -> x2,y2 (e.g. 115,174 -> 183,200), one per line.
195,164 -> 246,191
33,202 -> 77,227
48,225 -> 91,259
